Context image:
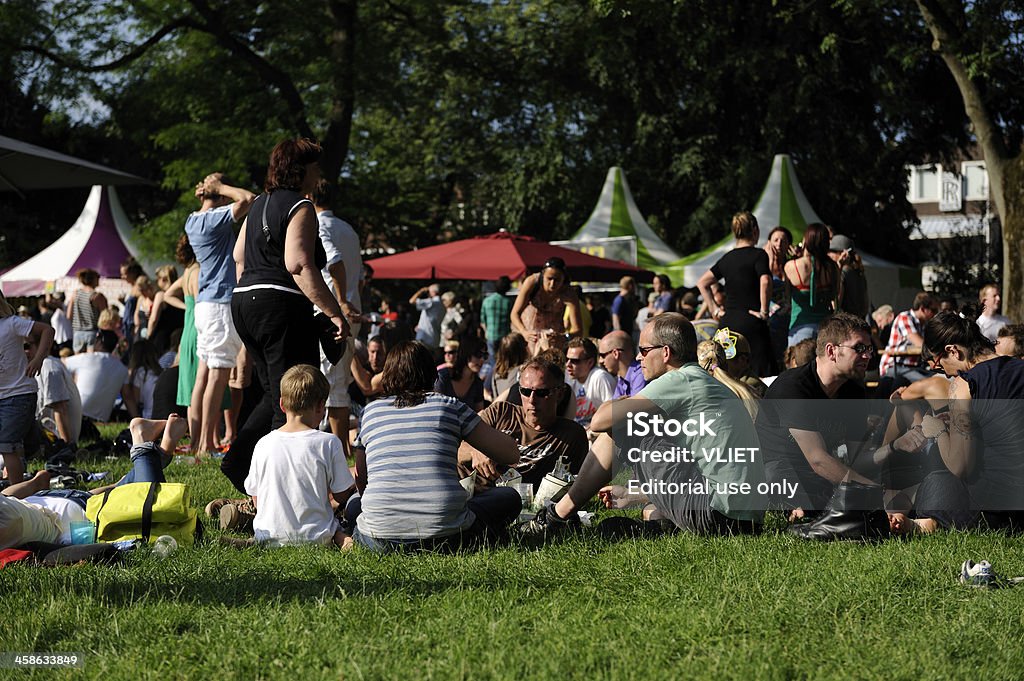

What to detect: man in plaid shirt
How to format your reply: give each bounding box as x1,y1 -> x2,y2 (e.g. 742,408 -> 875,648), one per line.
480,276 -> 513,358
879,292 -> 938,384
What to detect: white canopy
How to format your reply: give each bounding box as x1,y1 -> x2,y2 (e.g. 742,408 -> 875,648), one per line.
1,185 -> 142,299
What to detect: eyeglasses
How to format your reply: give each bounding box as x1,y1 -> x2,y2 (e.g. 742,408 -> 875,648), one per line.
598,349 -> 620,359
444,349 -> 456,356
519,386 -> 553,399
924,349 -> 946,370
837,343 -> 873,357
638,344 -> 666,357
566,356 -> 591,365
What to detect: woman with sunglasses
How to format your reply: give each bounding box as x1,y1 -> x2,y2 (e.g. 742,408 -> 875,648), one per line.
888,311 -> 1024,534
435,336 -> 488,411
511,257 -> 582,355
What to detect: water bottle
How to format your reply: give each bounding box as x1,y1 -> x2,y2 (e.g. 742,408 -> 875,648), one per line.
152,535 -> 178,559
551,454 -> 572,482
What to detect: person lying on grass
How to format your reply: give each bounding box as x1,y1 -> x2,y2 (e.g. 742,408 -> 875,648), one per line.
0,415 -> 188,549
240,364 -> 356,549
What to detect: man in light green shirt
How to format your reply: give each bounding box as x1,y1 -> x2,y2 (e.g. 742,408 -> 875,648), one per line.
524,312 -> 765,536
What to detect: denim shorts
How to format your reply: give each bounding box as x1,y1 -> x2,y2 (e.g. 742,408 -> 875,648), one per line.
0,392 -> 37,452
787,323 -> 819,346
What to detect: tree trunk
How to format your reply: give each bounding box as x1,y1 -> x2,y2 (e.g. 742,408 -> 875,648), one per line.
320,0 -> 357,182
915,0 -> 1022,320
1001,157 -> 1024,321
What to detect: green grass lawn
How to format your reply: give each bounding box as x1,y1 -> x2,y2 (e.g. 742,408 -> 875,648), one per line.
3,424 -> 1024,680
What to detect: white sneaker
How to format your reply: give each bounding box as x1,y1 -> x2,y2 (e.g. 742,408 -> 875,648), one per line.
960,559 -> 999,588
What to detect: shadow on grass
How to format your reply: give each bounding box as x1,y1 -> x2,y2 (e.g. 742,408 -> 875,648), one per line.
76,541 -> 587,607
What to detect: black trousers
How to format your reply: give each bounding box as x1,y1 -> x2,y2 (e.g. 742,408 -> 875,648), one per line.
221,288 -> 319,493
915,469 -> 1024,532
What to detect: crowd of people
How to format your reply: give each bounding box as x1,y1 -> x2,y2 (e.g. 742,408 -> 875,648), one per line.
3,144 -> 1024,552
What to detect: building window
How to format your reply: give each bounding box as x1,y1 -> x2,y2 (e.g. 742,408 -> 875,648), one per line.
962,161 -> 989,201
908,164 -> 940,203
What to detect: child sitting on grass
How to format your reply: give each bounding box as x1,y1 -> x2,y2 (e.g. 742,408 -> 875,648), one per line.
242,364 -> 355,548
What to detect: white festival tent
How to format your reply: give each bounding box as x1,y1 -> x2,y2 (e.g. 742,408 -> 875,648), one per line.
674,154 -> 825,285
0,185 -> 145,301
675,154 -> 921,311
568,167 -> 687,283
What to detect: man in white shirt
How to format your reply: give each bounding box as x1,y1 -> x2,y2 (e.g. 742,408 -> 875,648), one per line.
312,181 -> 363,454
976,283 -> 1011,342
49,296 -> 72,351
565,337 -> 615,430
26,338 -> 82,446
64,331 -> 129,422
410,283 -> 445,352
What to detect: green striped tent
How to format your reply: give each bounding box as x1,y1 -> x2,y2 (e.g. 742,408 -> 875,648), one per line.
569,167 -> 686,282
678,153 -> 921,310
674,153 -> 823,286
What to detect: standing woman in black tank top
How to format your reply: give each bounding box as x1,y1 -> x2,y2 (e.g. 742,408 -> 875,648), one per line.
697,212 -> 774,376
220,138 -> 350,493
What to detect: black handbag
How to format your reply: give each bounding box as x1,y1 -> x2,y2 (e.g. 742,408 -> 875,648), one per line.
314,311 -> 345,364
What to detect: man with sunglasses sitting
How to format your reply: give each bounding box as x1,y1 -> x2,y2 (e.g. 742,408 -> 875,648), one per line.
599,330 -> 647,398
459,355 -> 588,491
566,337 -> 616,430
523,312 -> 765,537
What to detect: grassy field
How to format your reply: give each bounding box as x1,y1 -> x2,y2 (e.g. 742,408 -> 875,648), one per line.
2,425 -> 1024,680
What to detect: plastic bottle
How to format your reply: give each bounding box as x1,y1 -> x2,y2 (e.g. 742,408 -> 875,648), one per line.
152,534 -> 178,559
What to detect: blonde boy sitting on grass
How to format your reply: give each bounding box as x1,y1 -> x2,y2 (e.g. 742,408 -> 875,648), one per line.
243,364 -> 355,549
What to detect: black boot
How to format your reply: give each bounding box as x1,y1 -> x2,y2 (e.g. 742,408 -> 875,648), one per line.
789,481 -> 890,541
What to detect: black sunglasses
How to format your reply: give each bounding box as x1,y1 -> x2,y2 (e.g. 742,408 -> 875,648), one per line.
519,386 -> 554,399
638,344 -> 666,357
923,347 -> 946,369
836,343 -> 873,357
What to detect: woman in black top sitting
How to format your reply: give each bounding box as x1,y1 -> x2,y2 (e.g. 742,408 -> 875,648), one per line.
220,138 -> 348,493
697,211 -> 773,376
435,336 -> 487,411
890,312 -> 1024,534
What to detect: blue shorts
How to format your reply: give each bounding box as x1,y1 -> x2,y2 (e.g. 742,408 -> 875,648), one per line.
0,392 -> 37,453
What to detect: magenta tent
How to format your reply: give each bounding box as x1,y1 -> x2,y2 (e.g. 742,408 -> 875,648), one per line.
366,231 -> 653,283
0,185 -> 141,297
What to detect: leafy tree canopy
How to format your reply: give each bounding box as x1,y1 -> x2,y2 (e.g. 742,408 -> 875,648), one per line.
0,0 -> 982,283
